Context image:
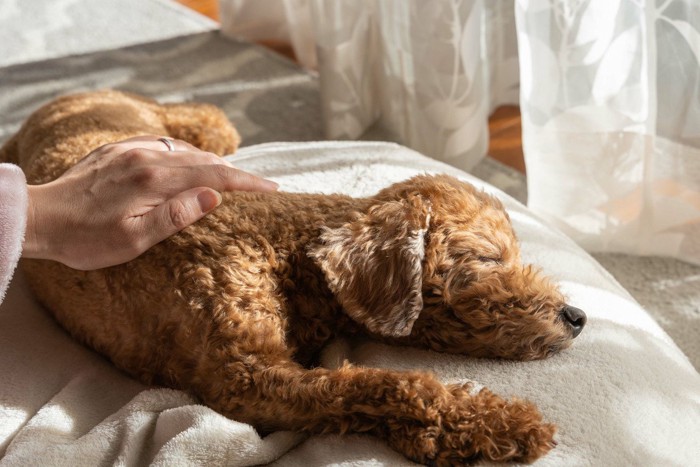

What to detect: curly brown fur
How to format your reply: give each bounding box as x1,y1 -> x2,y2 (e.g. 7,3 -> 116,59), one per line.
1,90 -> 587,464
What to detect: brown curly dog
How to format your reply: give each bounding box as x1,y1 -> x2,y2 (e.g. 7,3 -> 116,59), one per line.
1,90 -> 587,465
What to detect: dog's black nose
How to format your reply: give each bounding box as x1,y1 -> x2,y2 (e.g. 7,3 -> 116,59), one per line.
560,305 -> 587,338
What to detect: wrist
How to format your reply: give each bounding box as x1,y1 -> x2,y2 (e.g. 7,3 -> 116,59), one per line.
24,184 -> 59,261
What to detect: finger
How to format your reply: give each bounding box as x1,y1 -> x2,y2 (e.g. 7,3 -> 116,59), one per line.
125,148 -> 233,168
138,187 -> 222,247
162,165 -> 279,194
141,164 -> 278,199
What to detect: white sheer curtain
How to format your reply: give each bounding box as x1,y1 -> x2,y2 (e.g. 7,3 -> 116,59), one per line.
221,0 -> 520,171
220,0 -> 700,264
517,0 -> 700,264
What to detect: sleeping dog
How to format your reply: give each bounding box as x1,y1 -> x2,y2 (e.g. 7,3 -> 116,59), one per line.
1,90 -> 586,465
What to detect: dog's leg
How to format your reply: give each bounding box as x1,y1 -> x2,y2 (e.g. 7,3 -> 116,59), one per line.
209,361 -> 555,465
159,103 -> 241,156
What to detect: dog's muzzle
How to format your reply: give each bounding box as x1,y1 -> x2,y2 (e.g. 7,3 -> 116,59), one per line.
560,305 -> 587,338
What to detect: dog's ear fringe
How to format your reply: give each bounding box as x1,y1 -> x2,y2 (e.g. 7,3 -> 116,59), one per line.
308,195 -> 431,337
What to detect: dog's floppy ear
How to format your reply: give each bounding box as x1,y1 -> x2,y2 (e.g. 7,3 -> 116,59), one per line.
308,194 -> 431,337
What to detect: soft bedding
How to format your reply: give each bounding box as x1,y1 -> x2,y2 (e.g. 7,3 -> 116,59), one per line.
0,141 -> 698,466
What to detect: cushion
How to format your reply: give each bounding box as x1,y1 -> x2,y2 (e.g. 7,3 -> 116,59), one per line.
1,141 -> 698,465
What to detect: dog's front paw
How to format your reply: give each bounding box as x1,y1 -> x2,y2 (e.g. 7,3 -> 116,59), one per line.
386,385 -> 556,465
449,385 -> 557,464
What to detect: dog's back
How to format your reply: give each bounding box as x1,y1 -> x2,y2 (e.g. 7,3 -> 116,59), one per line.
4,90 -> 364,382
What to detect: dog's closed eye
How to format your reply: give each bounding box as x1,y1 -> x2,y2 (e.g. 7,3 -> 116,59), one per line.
478,256 -> 502,264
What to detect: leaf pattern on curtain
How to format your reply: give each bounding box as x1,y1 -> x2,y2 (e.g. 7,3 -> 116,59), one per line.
518,0 -> 700,264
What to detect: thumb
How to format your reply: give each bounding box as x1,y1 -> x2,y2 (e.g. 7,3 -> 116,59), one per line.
142,187 -> 222,245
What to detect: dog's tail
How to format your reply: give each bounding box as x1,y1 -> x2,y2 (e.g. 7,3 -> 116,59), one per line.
0,132 -> 20,165
159,103 -> 241,157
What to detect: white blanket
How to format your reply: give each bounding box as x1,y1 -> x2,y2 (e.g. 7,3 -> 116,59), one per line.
1,141 -> 698,466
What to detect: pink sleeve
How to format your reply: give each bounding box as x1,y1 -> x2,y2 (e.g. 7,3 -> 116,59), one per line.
0,163 -> 28,305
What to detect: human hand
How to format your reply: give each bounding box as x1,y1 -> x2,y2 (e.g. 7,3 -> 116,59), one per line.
23,136 -> 278,270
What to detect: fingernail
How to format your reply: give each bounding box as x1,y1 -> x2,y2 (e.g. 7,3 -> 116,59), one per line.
198,190 -> 222,212
264,179 -> 279,191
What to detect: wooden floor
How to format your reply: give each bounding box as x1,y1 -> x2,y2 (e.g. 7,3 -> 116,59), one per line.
176,0 -> 219,21
175,0 -> 526,173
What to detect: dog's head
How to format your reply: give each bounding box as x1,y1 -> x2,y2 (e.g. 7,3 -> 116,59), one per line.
308,174 -> 586,360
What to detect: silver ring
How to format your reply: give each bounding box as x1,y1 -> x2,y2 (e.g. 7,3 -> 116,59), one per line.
158,137 -> 175,152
